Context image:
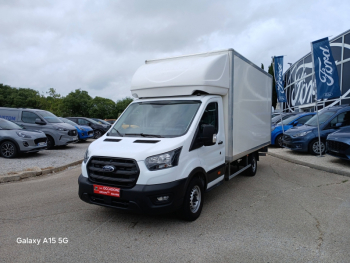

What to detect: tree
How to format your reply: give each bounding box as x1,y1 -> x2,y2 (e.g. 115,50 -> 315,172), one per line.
115,97 -> 133,116
261,63 -> 264,70
268,61 -> 277,109
89,96 -> 116,119
62,89 -> 92,117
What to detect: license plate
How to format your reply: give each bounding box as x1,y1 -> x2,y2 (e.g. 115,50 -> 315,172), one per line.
93,185 -> 120,197
37,142 -> 46,146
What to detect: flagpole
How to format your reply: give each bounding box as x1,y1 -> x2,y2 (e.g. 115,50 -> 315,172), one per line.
272,56 -> 285,135
310,43 -> 323,157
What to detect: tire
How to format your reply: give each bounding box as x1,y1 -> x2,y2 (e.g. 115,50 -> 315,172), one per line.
245,153 -> 257,176
275,134 -> 283,148
94,130 -> 102,139
79,139 -> 87,142
46,135 -> 55,150
0,141 -> 18,158
309,139 -> 326,155
180,176 -> 204,221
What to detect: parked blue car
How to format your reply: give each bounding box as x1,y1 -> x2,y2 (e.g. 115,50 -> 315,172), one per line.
59,118 -> 94,141
282,105 -> 350,155
271,112 -> 316,147
326,126 -> 350,160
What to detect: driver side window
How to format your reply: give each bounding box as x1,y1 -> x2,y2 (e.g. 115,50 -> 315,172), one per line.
190,102 -> 218,151
329,111 -> 350,128
22,111 -> 41,124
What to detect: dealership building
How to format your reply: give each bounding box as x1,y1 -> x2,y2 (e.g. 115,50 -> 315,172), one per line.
282,29 -> 350,112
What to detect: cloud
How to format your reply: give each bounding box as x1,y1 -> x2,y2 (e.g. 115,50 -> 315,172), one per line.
0,0 -> 349,101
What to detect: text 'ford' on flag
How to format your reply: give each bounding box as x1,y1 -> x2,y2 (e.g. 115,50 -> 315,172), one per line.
273,56 -> 287,103
311,37 -> 341,100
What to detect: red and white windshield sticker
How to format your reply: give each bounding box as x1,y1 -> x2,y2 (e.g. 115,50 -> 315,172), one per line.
93,185 -> 120,197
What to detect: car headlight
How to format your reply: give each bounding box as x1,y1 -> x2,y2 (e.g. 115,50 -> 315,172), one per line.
292,131 -> 312,138
84,148 -> 90,163
145,147 -> 182,171
56,127 -> 67,131
16,131 -> 31,138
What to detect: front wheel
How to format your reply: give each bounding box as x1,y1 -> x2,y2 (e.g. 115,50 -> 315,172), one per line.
46,136 -> 55,150
309,139 -> 325,155
0,141 -> 18,158
275,134 -> 283,148
180,177 -> 204,221
94,130 -> 102,139
245,153 -> 257,176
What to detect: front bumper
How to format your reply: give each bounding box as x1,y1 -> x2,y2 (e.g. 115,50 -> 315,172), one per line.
78,175 -> 186,214
326,140 -> 350,160
55,134 -> 79,146
18,137 -> 47,152
78,130 -> 94,140
282,134 -> 310,152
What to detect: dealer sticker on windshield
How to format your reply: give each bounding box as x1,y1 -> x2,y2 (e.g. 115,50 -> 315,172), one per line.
93,185 -> 120,197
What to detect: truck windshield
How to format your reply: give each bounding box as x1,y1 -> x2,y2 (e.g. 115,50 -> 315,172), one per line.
0,119 -> 24,130
109,100 -> 201,138
305,111 -> 336,126
38,111 -> 63,123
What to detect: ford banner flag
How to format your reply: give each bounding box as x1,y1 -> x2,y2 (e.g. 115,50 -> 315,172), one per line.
311,37 -> 341,100
273,56 -> 287,103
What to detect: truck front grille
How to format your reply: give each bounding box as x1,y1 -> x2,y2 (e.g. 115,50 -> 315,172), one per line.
87,156 -> 139,188
327,140 -> 349,152
68,130 -> 77,136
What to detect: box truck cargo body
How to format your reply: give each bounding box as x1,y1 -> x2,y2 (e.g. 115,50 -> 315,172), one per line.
78,49 -> 272,221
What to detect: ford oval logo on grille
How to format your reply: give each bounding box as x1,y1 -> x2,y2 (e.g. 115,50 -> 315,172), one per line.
102,165 -> 115,172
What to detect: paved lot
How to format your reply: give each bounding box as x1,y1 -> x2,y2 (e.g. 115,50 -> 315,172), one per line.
0,155 -> 349,262
0,140 -> 93,175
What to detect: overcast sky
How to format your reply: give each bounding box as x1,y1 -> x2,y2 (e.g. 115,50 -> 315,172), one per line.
1,0 -> 349,101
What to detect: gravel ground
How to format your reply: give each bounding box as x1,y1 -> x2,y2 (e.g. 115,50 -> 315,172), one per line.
0,139 -> 93,175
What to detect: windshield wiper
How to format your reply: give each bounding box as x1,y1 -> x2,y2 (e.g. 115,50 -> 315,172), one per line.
124,133 -> 164,138
110,128 -> 123,137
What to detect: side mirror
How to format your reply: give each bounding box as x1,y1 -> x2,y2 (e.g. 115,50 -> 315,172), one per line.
293,121 -> 299,126
335,123 -> 342,128
202,124 -> 216,146
35,118 -> 46,125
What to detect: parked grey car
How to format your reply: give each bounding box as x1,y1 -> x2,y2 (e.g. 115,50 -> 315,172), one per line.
0,107 -> 78,149
0,118 -> 47,158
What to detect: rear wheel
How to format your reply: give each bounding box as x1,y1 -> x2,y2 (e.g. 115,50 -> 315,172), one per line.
245,153 -> 257,176
275,134 -> 283,148
46,135 -> 55,150
0,141 -> 18,158
309,139 -> 325,155
180,177 -> 204,221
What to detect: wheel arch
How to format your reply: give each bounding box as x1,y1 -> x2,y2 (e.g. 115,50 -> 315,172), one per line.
184,167 -> 208,193
0,137 -> 21,152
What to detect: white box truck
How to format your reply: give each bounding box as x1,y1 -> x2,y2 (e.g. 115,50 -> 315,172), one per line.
79,49 -> 272,221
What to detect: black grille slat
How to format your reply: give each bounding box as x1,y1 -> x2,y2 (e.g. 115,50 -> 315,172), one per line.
327,140 -> 349,152
68,130 -> 77,136
87,156 -> 139,188
34,138 -> 47,144
88,166 -> 138,175
89,173 -> 135,183
134,140 -> 160,144
90,159 -> 134,168
104,139 -> 122,142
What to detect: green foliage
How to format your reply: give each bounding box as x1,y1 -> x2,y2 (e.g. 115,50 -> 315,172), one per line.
261,63 -> 264,70
0,84 -> 133,119
268,61 -> 277,109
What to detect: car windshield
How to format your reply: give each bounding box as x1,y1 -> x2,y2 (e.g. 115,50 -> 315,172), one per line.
60,118 -> 77,127
95,119 -> 110,125
272,114 -> 294,123
280,115 -> 300,125
305,111 -> 336,126
0,119 -> 24,130
38,111 -> 63,123
109,100 -> 201,138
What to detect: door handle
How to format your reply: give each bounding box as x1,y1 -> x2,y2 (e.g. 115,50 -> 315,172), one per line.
218,141 -> 223,145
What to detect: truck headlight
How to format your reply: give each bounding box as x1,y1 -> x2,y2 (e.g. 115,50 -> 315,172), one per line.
84,148 -> 90,163
145,147 -> 182,171
16,131 -> 31,138
292,131 -> 312,138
